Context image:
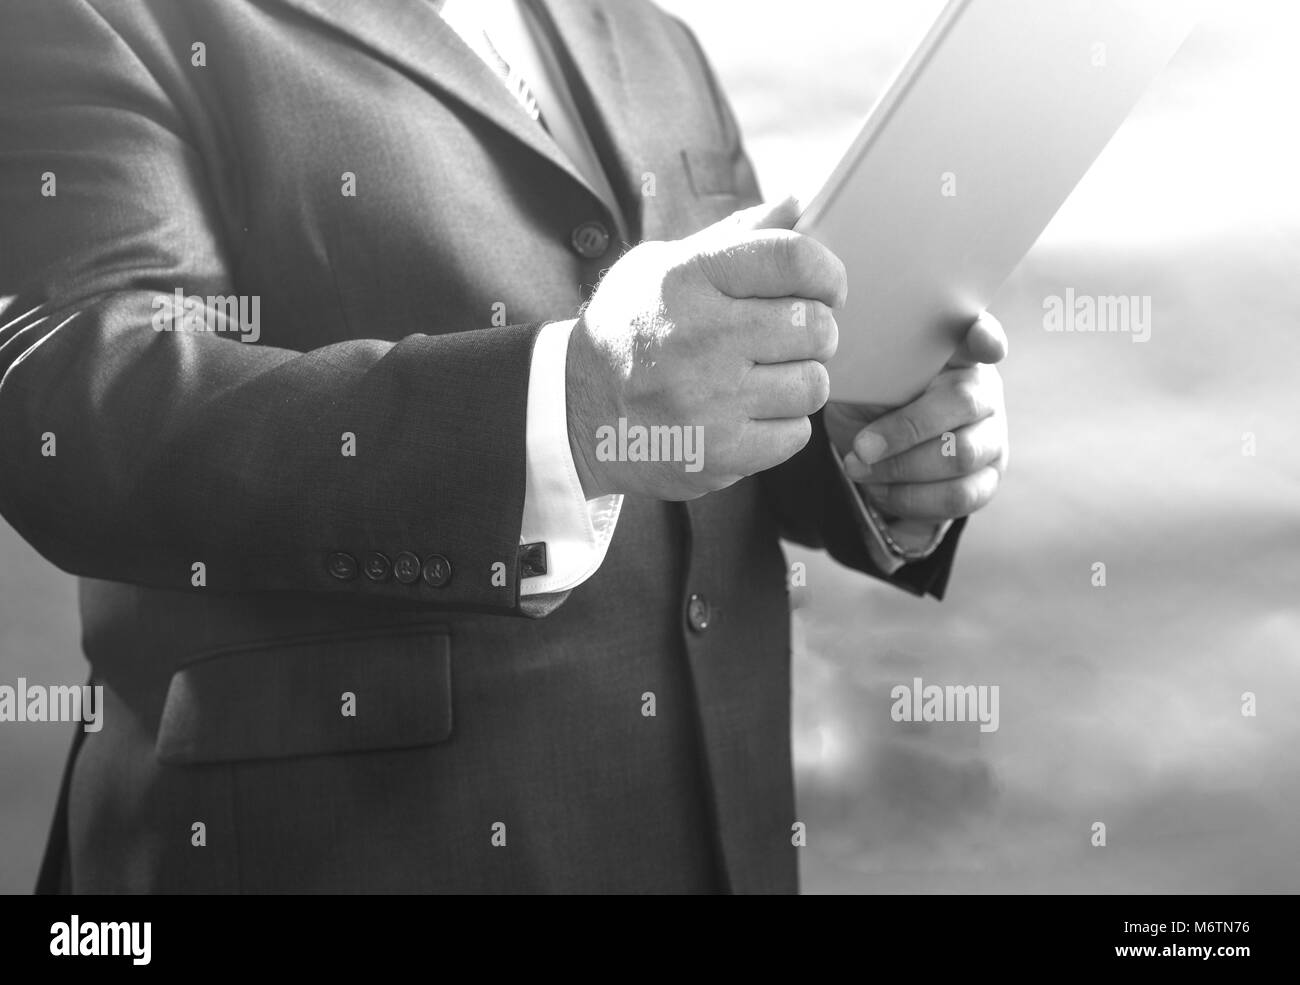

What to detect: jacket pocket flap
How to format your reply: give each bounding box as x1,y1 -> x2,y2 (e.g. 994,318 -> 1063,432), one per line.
682,147 -> 741,197
156,625 -> 451,765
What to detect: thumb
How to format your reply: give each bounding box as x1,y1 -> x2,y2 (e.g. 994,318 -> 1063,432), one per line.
733,195 -> 803,231
701,195 -> 803,240
946,311 -> 1008,368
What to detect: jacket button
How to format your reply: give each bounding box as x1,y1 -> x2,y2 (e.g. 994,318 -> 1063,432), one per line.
570,220 -> 610,259
393,551 -> 422,584
362,551 -> 392,582
326,552 -> 358,581
422,554 -> 452,588
686,593 -> 711,633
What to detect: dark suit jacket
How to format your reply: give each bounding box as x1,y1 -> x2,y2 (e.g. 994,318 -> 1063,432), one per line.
0,0 -> 963,893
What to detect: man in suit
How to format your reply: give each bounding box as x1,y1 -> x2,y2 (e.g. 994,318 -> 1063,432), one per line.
0,0 -> 1007,893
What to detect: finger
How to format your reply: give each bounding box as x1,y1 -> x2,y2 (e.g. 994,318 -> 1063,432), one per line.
741,360 -> 831,419
863,466 -> 1001,521
845,415 -> 1003,484
696,229 -> 848,308
947,311 -> 1007,368
733,416 -> 814,474
731,297 -> 838,364
850,368 -> 995,464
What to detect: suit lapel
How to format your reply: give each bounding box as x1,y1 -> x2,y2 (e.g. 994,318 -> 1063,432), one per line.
525,0 -> 644,240
276,0 -> 594,194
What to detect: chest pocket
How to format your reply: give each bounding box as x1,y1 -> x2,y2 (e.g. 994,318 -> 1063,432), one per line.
155,625 -> 453,765
641,146 -> 756,240
683,147 -> 745,198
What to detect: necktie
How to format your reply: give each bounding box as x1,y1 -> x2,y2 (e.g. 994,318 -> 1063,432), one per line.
436,0 -> 549,130
478,30 -> 548,129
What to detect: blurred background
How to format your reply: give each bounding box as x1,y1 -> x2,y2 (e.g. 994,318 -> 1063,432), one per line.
657,0 -> 1300,892
2,0 -> 1297,893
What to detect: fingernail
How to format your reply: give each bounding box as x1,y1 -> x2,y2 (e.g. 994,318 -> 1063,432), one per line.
855,429 -> 888,465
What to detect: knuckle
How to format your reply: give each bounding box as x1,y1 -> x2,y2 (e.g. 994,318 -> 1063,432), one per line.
660,252 -> 689,288
895,412 -> 925,451
685,250 -> 724,293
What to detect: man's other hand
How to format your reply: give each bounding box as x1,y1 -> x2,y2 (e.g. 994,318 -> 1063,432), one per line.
829,311 -> 1009,522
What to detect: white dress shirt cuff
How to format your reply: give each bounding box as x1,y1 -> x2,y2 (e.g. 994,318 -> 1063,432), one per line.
520,318 -> 623,596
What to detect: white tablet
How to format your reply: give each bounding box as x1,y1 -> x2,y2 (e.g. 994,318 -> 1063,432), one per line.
796,0 -> 1205,405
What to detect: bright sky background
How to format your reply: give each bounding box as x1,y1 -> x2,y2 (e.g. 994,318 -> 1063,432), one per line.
662,0 -> 1300,893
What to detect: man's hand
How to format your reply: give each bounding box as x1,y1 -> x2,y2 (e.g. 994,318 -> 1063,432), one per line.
826,312 -> 1009,521
566,198 -> 845,500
